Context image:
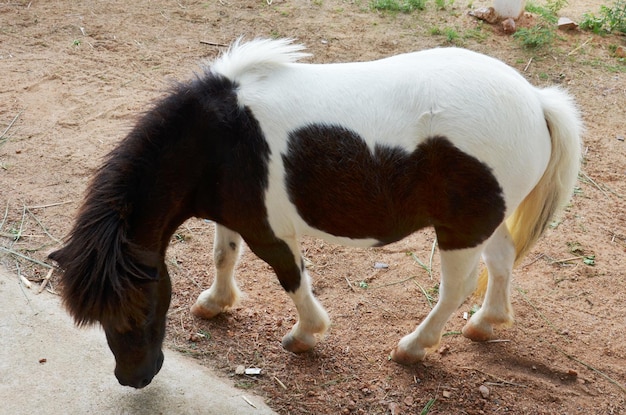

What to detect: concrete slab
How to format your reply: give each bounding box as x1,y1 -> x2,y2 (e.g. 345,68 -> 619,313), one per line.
0,267 -> 277,415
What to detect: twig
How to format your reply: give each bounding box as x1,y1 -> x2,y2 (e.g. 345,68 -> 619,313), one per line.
241,395 -> 257,408
521,253 -> 545,268
369,274 -> 416,289
428,238 -> 437,279
37,268 -> 54,294
25,206 -> 63,244
0,201 -> 9,232
409,252 -> 432,277
485,339 -> 510,343
414,281 -> 434,308
515,287 -> 562,335
26,200 -> 73,210
460,367 -> 526,387
568,37 -> 593,56
549,255 -> 585,264
0,246 -> 53,268
9,204 -> 27,247
523,57 -> 533,72
557,348 -> 626,395
0,110 -> 23,141
273,376 -> 288,390
345,276 -> 356,292
199,40 -> 228,47
580,171 -> 609,197
518,286 -> 626,395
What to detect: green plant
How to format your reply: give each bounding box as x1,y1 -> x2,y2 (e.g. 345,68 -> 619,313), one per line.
545,0 -> 567,15
525,1 -> 558,23
513,25 -> 555,48
435,0 -> 453,10
581,0 -> 626,34
444,27 -> 459,42
370,0 -> 426,13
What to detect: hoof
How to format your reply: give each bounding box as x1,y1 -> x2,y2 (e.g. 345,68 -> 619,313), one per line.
390,347 -> 425,365
281,333 -> 316,354
190,302 -> 222,319
462,321 -> 493,342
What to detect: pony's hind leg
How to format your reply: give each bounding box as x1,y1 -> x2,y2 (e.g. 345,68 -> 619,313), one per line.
391,246 -> 482,365
463,223 -> 515,341
248,237 -> 330,354
191,224 -> 243,319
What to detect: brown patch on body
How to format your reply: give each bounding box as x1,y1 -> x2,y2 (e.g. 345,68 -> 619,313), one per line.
282,124 -> 506,251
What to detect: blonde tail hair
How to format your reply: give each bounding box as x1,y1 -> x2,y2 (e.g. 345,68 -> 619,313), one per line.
476,87 -> 582,296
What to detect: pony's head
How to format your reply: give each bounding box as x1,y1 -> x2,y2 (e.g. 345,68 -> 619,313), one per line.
47,81 -> 205,388
48,188 -> 173,388
49,67 -> 263,387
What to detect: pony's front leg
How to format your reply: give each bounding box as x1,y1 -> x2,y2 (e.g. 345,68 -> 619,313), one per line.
463,223 -> 515,341
248,237 -> 330,354
391,247 -> 482,365
281,267 -> 331,353
191,224 -> 243,319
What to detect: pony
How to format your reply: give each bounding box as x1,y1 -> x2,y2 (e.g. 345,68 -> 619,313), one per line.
49,38 -> 582,389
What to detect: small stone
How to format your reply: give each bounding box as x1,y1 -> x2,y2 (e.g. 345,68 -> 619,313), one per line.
438,344 -> 450,356
568,369 -> 578,378
235,365 -> 245,375
558,17 -> 579,31
469,7 -> 498,24
479,384 -> 490,399
502,17 -> 517,34
374,262 -> 389,269
442,390 -> 452,398
403,395 -> 414,406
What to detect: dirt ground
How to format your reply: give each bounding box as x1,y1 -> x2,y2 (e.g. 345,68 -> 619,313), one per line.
1,0 -> 625,414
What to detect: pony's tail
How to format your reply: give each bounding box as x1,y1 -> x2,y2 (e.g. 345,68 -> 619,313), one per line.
476,87 -> 582,296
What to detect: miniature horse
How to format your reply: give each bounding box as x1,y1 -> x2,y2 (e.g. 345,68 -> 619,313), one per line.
49,38 -> 582,388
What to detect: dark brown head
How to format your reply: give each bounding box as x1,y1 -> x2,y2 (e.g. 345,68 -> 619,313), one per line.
48,69 -> 267,387
48,212 -> 172,388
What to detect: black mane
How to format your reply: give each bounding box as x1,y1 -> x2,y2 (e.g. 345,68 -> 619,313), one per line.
49,71 -> 241,329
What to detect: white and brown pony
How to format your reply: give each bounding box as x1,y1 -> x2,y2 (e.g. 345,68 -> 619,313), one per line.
49,38 -> 582,388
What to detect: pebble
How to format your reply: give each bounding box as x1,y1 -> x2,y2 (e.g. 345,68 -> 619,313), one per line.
479,384 -> 490,399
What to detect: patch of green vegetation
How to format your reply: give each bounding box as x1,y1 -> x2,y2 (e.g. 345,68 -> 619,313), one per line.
429,26 -> 462,44
462,25 -> 488,42
370,0 -> 426,13
580,0 -> 626,34
420,397 -> 437,414
513,25 -> 555,49
525,0 -> 567,23
517,0 -> 567,49
581,58 -> 626,73
434,0 -> 454,11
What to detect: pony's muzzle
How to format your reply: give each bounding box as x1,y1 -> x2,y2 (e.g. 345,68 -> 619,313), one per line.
115,350 -> 164,389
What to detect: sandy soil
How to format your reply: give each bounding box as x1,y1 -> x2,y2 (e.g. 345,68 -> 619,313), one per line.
1,1 -> 625,414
